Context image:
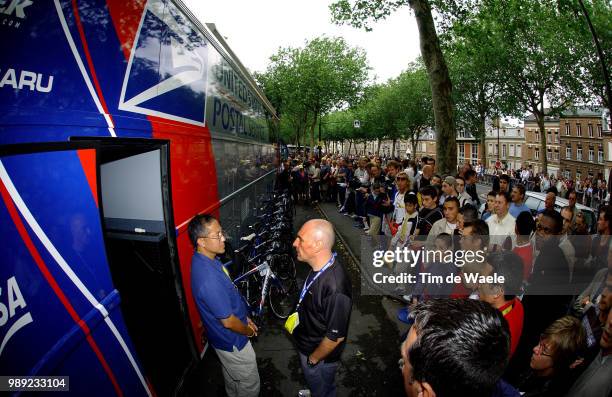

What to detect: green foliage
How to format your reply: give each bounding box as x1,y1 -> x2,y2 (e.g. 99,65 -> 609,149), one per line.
321,62 -> 433,151
256,36 -> 370,148
565,0 -> 612,109
439,0 -> 610,174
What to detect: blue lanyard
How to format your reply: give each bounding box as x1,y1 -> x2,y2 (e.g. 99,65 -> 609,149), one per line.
297,253 -> 336,308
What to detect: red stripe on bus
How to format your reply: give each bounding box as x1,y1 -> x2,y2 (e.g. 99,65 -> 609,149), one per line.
77,149 -> 99,208
0,179 -> 123,397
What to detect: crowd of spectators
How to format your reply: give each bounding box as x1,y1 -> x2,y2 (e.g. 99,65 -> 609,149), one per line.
482,164 -> 610,209
277,151 -> 611,397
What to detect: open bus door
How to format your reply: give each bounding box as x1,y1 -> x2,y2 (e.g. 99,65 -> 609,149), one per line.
0,139 -> 195,396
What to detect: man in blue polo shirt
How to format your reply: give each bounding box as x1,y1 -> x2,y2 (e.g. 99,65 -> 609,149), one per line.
509,183 -> 531,218
188,214 -> 260,397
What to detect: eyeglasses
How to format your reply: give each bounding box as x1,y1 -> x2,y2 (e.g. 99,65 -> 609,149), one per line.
536,335 -> 553,357
201,230 -> 227,240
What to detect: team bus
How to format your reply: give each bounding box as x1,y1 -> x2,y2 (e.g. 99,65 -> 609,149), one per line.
0,0 -> 278,395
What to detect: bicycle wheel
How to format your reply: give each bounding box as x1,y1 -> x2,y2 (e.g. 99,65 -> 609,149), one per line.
271,253 -> 296,280
269,278 -> 298,319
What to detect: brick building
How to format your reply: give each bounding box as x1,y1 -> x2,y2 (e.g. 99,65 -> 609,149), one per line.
559,108 -> 606,181
524,114 -> 560,177
457,130 -> 483,166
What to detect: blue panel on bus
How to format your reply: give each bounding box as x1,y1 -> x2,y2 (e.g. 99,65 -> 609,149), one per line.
0,0 -> 154,143
0,149 -> 149,395
0,0 -> 100,121
2,151 -> 113,307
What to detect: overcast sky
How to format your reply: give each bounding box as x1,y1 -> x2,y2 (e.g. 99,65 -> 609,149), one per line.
182,0 -> 421,83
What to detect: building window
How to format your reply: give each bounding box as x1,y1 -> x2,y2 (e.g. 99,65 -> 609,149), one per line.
588,124 -> 593,137
554,131 -> 559,143
554,150 -> 559,161
488,143 -> 493,155
471,144 -> 478,164
576,170 -> 581,181
502,144 -> 507,159
495,144 -> 499,156
547,130 -> 552,143
509,144 -> 515,157
518,129 -> 523,137
458,143 -> 465,160
564,170 -> 570,179
589,146 -> 594,161
547,148 -> 552,160
598,147 -> 604,163
565,123 -> 570,135
535,131 -> 540,142
566,146 -> 572,159
598,124 -> 603,138
577,123 -> 582,137
516,144 -> 522,157
577,147 -> 583,160
535,148 -> 540,160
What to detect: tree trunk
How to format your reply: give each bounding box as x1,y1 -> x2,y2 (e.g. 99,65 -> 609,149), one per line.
392,138 -> 397,158
479,116 -> 487,171
348,140 -> 353,155
309,113 -> 318,152
535,111 -> 548,176
409,0 -> 456,176
376,139 -> 382,155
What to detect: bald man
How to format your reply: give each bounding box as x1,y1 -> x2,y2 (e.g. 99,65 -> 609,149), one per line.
292,219 -> 352,397
414,164 -> 432,193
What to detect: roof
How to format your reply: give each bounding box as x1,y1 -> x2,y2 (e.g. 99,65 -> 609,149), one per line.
523,107 -> 604,123
560,107 -> 604,118
524,112 -> 559,122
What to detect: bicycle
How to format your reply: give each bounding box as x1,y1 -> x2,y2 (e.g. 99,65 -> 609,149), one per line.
225,190 -> 299,325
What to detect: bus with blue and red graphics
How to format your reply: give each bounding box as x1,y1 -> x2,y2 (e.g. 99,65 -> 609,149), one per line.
0,0 -> 277,395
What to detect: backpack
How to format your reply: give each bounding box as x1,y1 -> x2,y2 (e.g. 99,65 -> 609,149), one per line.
418,208 -> 443,236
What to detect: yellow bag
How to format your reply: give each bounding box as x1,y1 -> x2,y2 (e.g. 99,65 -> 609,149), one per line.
284,312 -> 300,334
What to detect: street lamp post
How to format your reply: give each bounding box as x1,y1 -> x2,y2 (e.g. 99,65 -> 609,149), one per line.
495,118 -> 501,173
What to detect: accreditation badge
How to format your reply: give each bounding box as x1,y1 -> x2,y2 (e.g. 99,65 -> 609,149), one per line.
284,311 -> 300,334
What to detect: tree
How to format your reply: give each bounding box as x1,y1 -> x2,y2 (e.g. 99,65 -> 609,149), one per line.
562,0 -> 612,113
442,13 -> 519,169
331,0 -> 457,175
477,0 -> 588,175
257,37 -> 370,150
394,63 -> 434,159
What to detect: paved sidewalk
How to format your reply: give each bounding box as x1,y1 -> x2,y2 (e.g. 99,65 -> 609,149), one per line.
183,202 -> 409,396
